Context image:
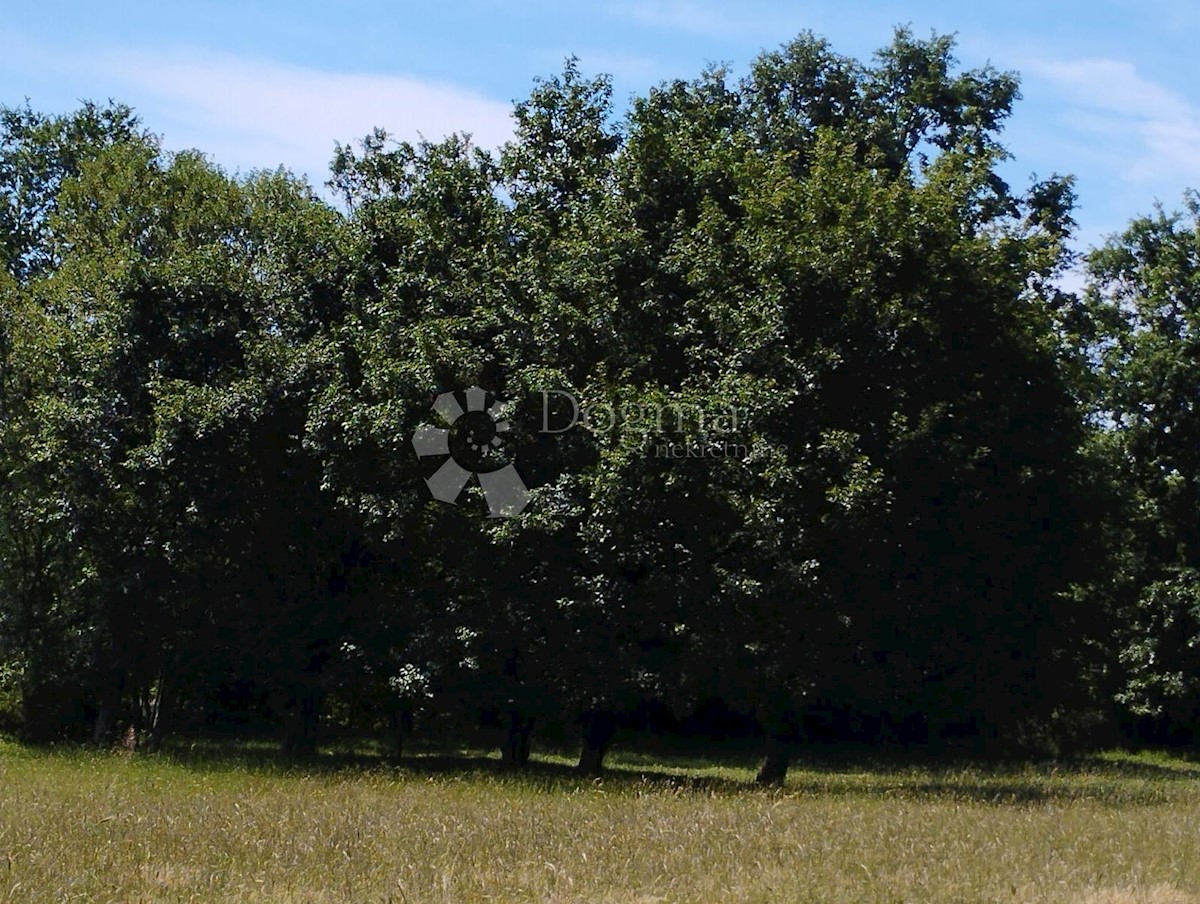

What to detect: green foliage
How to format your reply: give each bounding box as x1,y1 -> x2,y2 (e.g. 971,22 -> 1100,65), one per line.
0,26 -> 1192,769
1087,193 -> 1200,731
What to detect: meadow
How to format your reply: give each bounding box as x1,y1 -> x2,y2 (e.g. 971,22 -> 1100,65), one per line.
1,738 -> 1199,903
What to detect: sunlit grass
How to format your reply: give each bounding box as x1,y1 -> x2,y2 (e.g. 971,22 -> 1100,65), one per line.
2,737 -> 1199,902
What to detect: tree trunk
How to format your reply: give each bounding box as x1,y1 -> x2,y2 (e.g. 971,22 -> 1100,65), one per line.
91,668 -> 125,747
281,687 -> 322,758
91,702 -> 114,746
500,710 -> 534,768
391,705 -> 414,763
133,672 -> 169,752
756,734 -> 791,785
576,710 -> 617,777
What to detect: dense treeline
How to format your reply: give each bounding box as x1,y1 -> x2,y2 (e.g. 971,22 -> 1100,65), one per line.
1,29 -> 1198,781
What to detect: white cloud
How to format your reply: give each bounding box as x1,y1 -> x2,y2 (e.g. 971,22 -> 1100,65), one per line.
1027,57 -> 1200,186
110,48 -> 515,182
3,37 -> 515,186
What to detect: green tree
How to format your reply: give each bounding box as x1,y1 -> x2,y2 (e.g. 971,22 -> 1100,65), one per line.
0,103 -> 157,741
1087,193 -> 1200,741
8,117 -> 353,748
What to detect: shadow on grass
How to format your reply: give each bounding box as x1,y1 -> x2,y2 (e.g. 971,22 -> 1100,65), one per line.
772,748 -> 1200,807
15,734 -> 1200,807
152,739 -> 752,795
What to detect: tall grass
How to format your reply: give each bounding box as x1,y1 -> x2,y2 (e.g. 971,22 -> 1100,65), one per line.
2,739 -> 1198,902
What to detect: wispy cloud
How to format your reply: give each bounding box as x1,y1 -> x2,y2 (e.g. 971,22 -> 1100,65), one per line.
628,0 -> 735,35
576,51 -> 667,85
1027,57 -> 1200,187
109,49 -> 515,181
2,36 -> 515,185
532,48 -> 666,90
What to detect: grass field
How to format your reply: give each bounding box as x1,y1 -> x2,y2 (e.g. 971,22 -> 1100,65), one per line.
2,738 -> 1199,903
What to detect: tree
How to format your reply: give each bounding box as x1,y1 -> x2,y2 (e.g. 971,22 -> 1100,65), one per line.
0,29 -> 1122,772
582,29 -> 1093,778
0,102 -> 148,284
0,103 -> 158,742
5,112 -> 355,748
1086,192 -> 1200,742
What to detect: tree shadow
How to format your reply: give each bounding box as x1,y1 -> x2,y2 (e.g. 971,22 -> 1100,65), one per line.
106,736 -> 1200,806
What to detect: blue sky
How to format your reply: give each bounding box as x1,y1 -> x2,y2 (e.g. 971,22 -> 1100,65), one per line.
4,0 -> 1199,254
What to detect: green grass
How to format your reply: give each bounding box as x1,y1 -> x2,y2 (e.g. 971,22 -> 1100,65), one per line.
2,738 -> 1200,903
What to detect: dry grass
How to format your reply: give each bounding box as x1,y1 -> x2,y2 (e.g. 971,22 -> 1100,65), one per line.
2,739 -> 1199,903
